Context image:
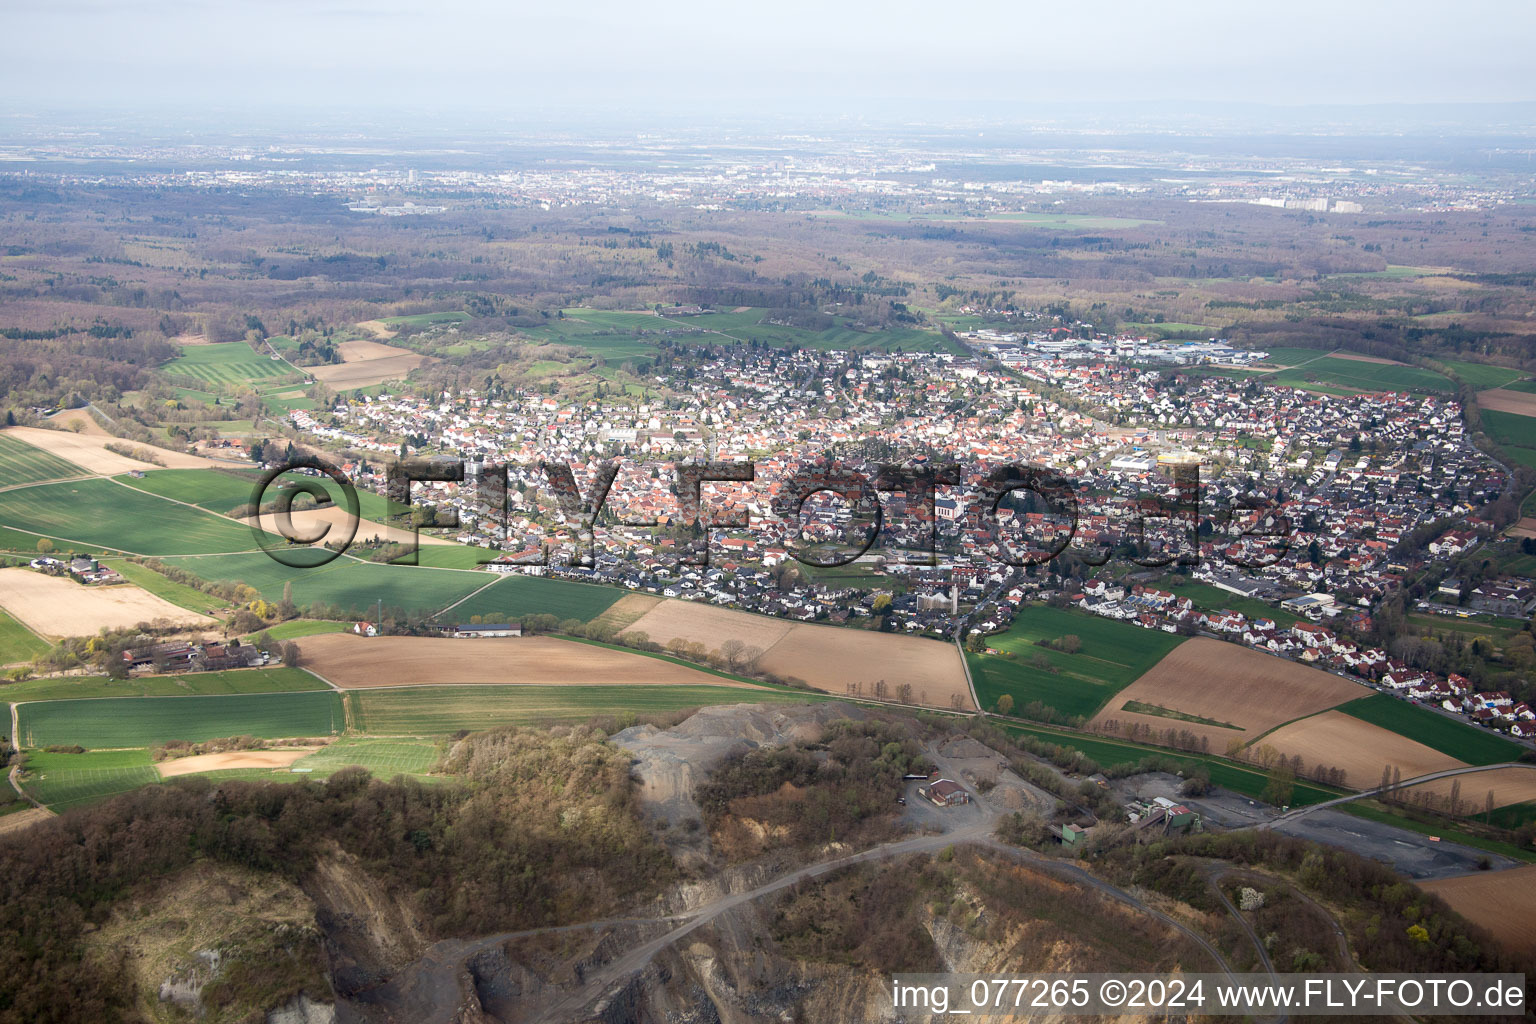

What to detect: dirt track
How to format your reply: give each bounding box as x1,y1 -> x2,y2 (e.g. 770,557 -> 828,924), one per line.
298,632 -> 756,689
0,567 -> 215,637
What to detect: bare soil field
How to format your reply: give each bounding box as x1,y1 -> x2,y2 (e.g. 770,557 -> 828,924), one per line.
1091,639 -> 1366,749
297,632 -> 753,689
1260,711 -> 1465,789
624,600 -> 973,708
1505,517 -> 1536,539
0,807 -> 54,837
2,426 -> 217,473
355,320 -> 399,340
0,567 -> 215,637
592,593 -> 663,633
1404,765 -> 1536,811
310,340 -> 425,389
47,408 -> 109,436
1421,864 -> 1536,955
157,748 -> 318,778
1476,388 -> 1536,417
1331,351 -> 1406,365
242,506 -> 454,547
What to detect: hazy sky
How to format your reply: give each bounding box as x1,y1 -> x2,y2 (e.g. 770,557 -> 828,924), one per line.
5,0 -> 1535,121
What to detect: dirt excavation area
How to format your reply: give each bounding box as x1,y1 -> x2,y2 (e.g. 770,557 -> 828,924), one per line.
0,567 -> 215,637
156,748 -> 318,778
309,341 -> 426,389
1092,638 -> 1365,750
2,425 -> 219,473
623,599 -> 974,709
1260,711 -> 1464,789
297,632 -> 755,688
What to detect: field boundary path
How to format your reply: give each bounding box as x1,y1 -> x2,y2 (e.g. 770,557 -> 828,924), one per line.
7,703 -> 44,807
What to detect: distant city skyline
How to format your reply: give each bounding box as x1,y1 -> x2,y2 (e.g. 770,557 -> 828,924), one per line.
4,0 -> 1535,125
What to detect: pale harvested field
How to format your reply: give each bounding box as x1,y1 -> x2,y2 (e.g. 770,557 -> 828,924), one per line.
298,633 -> 753,689
243,506 -> 453,547
47,408 -> 109,436
1422,865 -> 1536,955
1405,766 -> 1536,811
1261,711 -> 1464,789
624,600 -> 974,708
1506,517 -> 1536,540
355,320 -> 399,340
1332,351 -> 1406,365
1091,638 -> 1366,749
157,748 -> 318,778
1476,388 -> 1536,417
310,340 -> 425,389
2,426 -> 217,473
0,808 -> 54,837
0,567 -> 215,637
593,593 -> 663,634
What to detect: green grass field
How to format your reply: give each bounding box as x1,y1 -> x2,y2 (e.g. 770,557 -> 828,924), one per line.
1339,693 -> 1524,765
442,574 -> 623,623
379,311 -> 471,327
112,467 -> 263,513
1,667 -> 327,703
349,684 -> 815,735
244,619 -> 353,641
0,607 -> 49,664
1483,409 -> 1536,449
0,434 -> 85,485
967,607 -> 1186,721
0,478 -> 272,555
1443,360 -> 1524,390
171,551 -> 494,617
290,737 -> 442,778
162,342 -> 292,386
20,748 -> 161,811
104,558 -> 230,615
1162,578 -> 1300,627
1267,357 -> 1452,394
16,690 -> 343,747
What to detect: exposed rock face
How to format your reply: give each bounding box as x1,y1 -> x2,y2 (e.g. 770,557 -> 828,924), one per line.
267,994 -> 338,1024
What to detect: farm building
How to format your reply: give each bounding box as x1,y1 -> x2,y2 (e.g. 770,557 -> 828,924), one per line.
451,622 -> 522,638
917,777 -> 970,807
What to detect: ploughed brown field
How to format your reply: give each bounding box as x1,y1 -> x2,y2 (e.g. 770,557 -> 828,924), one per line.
1090,638 -> 1365,749
1421,864 -> 1536,956
0,567 -> 215,638
309,340 -> 426,389
1259,711 -> 1464,790
297,632 -> 758,689
1476,388 -> 1536,417
622,599 -> 975,709
156,748 -> 318,778
1404,765 -> 1536,812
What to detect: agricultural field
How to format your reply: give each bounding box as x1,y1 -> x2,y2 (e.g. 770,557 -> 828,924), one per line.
969,606 -> 1184,721
624,598 -> 973,707
1421,864 -> 1536,955
112,467 -> 263,513
0,433 -> 85,485
0,667 -> 326,702
162,342 -> 293,386
155,748 -> 316,778
1404,766 -> 1536,814
1442,360 -> 1524,389
1091,638 -> 1366,749
0,606 -> 49,664
290,737 -> 442,778
0,567 -> 215,637
1,425 -> 216,474
15,690 -> 344,748
1266,356 -> 1452,394
297,632 -> 752,688
1480,410 -> 1536,465
0,478 -> 268,555
308,340 -> 427,390
170,551 -> 493,618
1260,711 -> 1463,789
1338,693 -> 1525,764
379,311 -> 471,328
442,573 -> 624,623
104,558 -> 230,615
244,619 -> 353,641
19,748 -> 161,811
348,683 -> 815,735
